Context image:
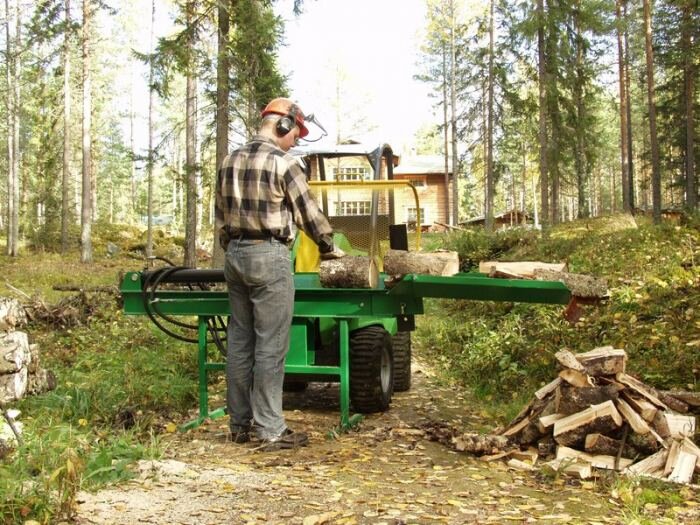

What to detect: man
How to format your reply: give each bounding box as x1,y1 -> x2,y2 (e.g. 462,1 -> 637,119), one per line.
215,97 -> 344,451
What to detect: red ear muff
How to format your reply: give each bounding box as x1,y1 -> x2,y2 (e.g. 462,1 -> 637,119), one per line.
276,105 -> 298,137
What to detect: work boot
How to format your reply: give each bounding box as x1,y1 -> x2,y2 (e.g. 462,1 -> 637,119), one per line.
228,427 -> 251,444
259,428 -> 308,452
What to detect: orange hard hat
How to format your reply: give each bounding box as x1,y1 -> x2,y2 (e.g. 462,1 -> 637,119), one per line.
261,97 -> 309,138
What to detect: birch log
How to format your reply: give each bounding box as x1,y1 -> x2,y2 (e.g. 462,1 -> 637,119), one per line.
0,368 -> 27,403
0,331 -> 30,374
0,297 -> 27,330
319,256 -> 379,289
383,249 -> 459,277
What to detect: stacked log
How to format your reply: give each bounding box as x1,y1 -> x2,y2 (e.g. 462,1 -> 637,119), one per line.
497,346 -> 699,484
0,297 -> 55,405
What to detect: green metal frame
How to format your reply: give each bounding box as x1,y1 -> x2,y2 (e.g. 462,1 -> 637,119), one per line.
121,270 -> 570,431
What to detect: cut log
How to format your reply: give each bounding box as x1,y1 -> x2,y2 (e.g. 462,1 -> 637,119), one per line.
478,261 -> 567,278
559,369 -> 593,388
545,458 -> 592,479
0,297 -> 27,330
574,347 -> 627,376
452,433 -> 512,455
621,392 -> 658,422
657,391 -> 689,414
680,438 -> 700,474
383,249 -> 459,277
553,400 -> 623,447
319,256 -> 378,289
532,269 -> 608,299
558,384 -> 621,416
27,344 -> 40,374
0,331 -> 30,374
538,413 -> 565,432
555,349 -> 586,373
0,368 -> 27,403
535,377 -> 561,400
651,410 -> 671,439
556,445 -> 633,470
629,430 -> 662,455
501,417 -> 531,438
664,414 -> 696,439
625,449 -> 668,477
663,440 -> 681,477
668,451 -> 697,484
662,391 -> 700,410
584,433 -> 637,459
616,373 -> 669,410
615,398 -> 651,435
511,447 -> 539,465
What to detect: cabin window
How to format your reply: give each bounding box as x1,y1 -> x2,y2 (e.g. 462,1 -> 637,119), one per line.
334,167 -> 369,181
406,207 -> 425,223
338,201 -> 371,215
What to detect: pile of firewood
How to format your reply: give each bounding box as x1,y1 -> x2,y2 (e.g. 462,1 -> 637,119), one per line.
496,346 -> 699,484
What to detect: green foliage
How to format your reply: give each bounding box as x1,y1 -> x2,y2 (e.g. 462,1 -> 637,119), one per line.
440,227 -> 539,270
0,247 -> 200,523
417,217 -> 700,409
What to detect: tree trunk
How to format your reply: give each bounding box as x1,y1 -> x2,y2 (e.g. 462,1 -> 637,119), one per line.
449,0 -> 458,226
5,0 -> 20,257
537,0 -> 549,230
624,0 -> 634,210
574,3 -> 588,218
642,0 -> 662,224
80,0 -> 93,263
442,44 -> 450,228
616,0 -> 631,212
212,0 -> 231,268
146,0 -> 155,258
682,2 -> 696,210
183,0 -> 198,268
485,0 -> 495,232
61,0 -> 72,253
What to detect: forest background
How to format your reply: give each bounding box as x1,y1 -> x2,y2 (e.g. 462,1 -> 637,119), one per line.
0,0 -> 698,264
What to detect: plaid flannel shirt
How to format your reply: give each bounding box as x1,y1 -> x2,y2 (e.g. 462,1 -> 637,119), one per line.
215,135 -> 333,250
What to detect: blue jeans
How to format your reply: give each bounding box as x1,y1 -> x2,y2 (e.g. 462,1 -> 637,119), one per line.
224,238 -> 294,440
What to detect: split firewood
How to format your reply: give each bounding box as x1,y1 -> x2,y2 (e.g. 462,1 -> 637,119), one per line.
629,430 -> 663,455
556,445 -> 634,470
553,400 -> 623,447
555,349 -> 586,373
558,384 -> 621,416
383,249 -> 459,278
664,413 -> 696,439
511,447 -> 539,465
651,410 -> 671,439
319,256 -> 379,289
625,449 -> 668,477
621,392 -> 659,422
584,433 -> 638,459
535,377 -> 561,400
616,373 -> 669,410
537,436 -> 557,457
574,347 -> 627,376
533,269 -> 608,299
478,261 -> 567,278
663,440 -> 682,477
452,433 -> 512,455
507,458 -> 535,471
679,437 -> 700,474
668,451 -> 697,484
538,413 -> 565,433
615,398 -> 652,435
559,368 -> 593,388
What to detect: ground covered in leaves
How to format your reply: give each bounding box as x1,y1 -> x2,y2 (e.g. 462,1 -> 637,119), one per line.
73,360 -> 700,525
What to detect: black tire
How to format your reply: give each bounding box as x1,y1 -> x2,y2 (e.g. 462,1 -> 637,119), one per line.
392,331 -> 412,392
282,377 -> 308,392
349,326 -> 394,413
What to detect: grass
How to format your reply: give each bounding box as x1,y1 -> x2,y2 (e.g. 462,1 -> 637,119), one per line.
0,232 -> 201,524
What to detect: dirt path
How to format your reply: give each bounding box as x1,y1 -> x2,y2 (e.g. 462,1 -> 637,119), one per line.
74,361 -> 697,525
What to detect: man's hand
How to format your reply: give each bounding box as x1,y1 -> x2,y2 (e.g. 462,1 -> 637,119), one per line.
320,245 -> 347,260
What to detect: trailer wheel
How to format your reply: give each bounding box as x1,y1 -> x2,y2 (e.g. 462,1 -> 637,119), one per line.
391,331 -> 412,392
349,326 -> 394,413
